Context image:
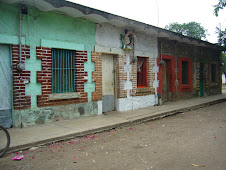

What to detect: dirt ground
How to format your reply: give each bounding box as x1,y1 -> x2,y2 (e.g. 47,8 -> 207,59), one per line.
0,102 -> 226,170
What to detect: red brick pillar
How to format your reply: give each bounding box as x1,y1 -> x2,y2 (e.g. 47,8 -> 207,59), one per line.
12,45 -> 31,110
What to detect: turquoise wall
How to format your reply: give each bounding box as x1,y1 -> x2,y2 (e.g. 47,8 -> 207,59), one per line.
0,2 -> 96,127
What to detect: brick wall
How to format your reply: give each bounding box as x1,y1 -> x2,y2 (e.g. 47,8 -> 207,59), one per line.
91,52 -> 102,101
36,47 -> 88,107
147,58 -> 155,87
75,51 -> 88,100
117,55 -> 127,98
90,53 -> 156,101
130,58 -> 137,96
12,45 -> 31,110
118,55 -> 155,98
147,57 -> 156,94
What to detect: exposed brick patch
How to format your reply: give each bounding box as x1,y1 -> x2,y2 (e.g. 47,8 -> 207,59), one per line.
117,55 -> 155,98
36,47 -> 52,107
75,51 -> 88,99
147,58 -> 156,88
12,45 -> 31,110
134,57 -> 155,96
91,54 -> 156,102
91,52 -> 102,101
130,58 -> 137,96
37,47 -> 88,107
117,55 -> 127,98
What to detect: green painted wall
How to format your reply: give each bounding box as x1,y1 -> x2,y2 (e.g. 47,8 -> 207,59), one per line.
0,2 -> 97,127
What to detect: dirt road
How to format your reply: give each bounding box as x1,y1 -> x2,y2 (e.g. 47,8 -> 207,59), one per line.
0,102 -> 226,170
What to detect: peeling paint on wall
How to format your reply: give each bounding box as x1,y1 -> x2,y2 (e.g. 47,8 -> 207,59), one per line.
117,95 -> 155,112
14,102 -> 98,127
0,2 -> 97,127
95,23 -> 158,107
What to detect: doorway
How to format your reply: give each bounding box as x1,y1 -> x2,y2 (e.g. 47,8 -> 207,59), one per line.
162,60 -> 170,102
200,63 -> 204,97
102,54 -> 115,112
0,45 -> 12,128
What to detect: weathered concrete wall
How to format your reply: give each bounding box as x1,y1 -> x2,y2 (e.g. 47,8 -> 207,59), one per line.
0,2 -> 97,127
14,102 -> 98,127
95,23 -> 158,57
95,23 -> 159,112
96,23 -> 122,49
135,32 -> 158,57
158,38 -> 222,101
117,95 -> 156,112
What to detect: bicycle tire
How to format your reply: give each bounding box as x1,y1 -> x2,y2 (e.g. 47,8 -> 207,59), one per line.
0,125 -> 10,158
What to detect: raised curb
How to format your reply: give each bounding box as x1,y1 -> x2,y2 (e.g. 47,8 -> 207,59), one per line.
7,97 -> 226,154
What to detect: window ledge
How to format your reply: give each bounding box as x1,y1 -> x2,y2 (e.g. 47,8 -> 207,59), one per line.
136,87 -> 153,93
181,84 -> 192,91
49,92 -> 80,101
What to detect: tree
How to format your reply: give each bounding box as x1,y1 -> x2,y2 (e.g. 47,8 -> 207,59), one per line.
214,0 -> 226,17
222,52 -> 226,74
165,22 -> 207,40
214,1 -> 226,73
216,27 -> 226,50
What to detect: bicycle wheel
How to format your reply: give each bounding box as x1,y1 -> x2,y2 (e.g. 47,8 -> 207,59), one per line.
0,125 -> 10,158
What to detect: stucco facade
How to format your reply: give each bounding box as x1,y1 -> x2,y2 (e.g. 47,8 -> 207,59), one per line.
94,23 -> 158,112
0,0 -> 223,128
0,2 -> 97,127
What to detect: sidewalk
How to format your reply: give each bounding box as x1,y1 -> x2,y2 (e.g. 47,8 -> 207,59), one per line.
7,91 -> 226,153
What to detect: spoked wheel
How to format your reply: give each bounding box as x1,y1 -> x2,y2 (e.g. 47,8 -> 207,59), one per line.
0,125 -> 10,158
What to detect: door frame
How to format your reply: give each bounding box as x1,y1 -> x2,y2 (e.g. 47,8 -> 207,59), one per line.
200,63 -> 204,97
101,53 -> 117,112
162,59 -> 170,102
0,44 -> 13,128
157,54 -> 176,98
113,54 -> 118,111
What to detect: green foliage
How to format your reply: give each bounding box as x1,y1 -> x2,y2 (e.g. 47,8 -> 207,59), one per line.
214,0 -> 226,17
165,22 -> 207,40
222,52 -> 226,74
216,27 -> 226,50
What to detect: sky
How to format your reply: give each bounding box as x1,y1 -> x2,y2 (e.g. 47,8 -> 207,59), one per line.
68,0 -> 226,43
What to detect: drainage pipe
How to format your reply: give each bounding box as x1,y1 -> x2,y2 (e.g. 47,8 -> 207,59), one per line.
19,8 -> 22,64
17,7 -> 25,72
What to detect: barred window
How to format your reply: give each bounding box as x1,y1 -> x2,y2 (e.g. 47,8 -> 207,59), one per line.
52,49 -> 75,93
137,57 -> 147,88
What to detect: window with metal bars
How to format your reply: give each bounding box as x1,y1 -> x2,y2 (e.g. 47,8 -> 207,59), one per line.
52,49 -> 75,93
137,57 -> 147,88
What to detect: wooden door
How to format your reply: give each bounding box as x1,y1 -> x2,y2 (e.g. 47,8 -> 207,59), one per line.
162,60 -> 169,102
102,54 -> 115,112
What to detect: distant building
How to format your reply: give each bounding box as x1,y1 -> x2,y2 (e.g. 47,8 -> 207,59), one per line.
222,74 -> 226,84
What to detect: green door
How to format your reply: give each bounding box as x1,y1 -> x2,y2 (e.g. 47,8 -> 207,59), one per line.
200,63 -> 204,97
0,45 -> 12,128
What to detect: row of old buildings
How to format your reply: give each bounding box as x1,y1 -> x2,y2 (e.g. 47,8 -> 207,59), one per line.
0,0 -> 223,128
